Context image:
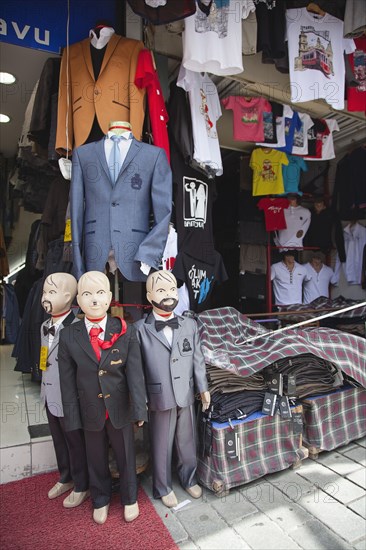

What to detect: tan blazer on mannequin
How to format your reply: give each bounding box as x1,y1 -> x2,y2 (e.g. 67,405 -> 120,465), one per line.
56,34 -> 146,156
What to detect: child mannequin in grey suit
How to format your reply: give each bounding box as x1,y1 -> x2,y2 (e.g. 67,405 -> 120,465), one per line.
135,270 -> 210,508
40,272 -> 89,507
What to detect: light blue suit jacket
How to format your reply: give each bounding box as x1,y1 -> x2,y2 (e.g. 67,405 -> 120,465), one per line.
70,137 -> 172,281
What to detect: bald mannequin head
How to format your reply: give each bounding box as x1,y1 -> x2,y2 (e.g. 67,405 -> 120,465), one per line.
41,272 -> 78,316
146,270 -> 179,315
77,271 -> 112,320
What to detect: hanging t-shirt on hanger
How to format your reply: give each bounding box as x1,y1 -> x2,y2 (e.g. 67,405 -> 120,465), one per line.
312,118 -> 339,161
182,0 -> 248,76
221,96 -> 272,142
305,118 -> 330,158
177,66 -> 223,176
291,112 -> 314,156
173,248 -> 228,313
250,147 -> 289,196
275,105 -> 302,154
256,103 -> 285,148
347,37 -> 366,113
257,197 -> 289,231
285,8 -> 355,110
281,154 -> 308,195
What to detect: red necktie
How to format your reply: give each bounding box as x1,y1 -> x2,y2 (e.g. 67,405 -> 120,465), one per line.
89,326 -> 103,360
89,327 -> 109,420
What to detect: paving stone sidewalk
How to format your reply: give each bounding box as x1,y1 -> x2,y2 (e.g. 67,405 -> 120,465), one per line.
140,437 -> 366,550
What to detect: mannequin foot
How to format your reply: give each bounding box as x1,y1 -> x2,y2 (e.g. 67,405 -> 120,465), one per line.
93,504 -> 109,525
124,502 -> 139,522
48,481 -> 74,499
63,489 -> 90,508
161,490 -> 178,508
185,484 -> 202,499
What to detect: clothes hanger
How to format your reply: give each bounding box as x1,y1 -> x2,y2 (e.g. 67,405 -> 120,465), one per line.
306,3 -> 326,16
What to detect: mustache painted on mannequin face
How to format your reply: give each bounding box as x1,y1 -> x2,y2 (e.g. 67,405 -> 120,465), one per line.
42,300 -> 53,313
152,297 -> 179,312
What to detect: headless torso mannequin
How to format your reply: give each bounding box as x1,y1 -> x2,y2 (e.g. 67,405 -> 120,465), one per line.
40,273 -> 89,507
58,271 -> 148,525
135,270 -> 210,508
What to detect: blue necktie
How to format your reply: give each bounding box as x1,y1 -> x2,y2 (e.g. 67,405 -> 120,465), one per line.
109,135 -> 123,183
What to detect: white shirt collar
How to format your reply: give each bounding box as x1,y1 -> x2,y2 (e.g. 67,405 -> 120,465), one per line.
107,130 -> 132,140
84,315 -> 108,335
152,311 -> 174,321
49,310 -> 71,330
89,27 -> 115,49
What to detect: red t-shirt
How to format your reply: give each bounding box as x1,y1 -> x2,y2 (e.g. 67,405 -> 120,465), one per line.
257,197 -> 289,231
135,49 -> 170,162
347,37 -> 366,114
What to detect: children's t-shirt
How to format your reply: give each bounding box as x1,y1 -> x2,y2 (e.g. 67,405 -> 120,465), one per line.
282,154 -> 308,195
221,96 -> 272,142
250,148 -> 289,196
257,197 -> 289,231
291,113 -> 314,156
347,37 -> 366,113
286,8 -> 355,110
276,106 -> 302,154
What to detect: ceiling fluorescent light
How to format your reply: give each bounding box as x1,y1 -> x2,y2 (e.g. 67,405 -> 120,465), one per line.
0,114 -> 11,123
0,72 -> 16,85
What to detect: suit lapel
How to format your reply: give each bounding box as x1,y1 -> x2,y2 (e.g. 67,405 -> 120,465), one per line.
118,138 -> 142,179
99,34 -> 120,78
81,38 -> 95,81
95,139 -> 113,183
100,316 -> 122,366
144,313 -> 175,351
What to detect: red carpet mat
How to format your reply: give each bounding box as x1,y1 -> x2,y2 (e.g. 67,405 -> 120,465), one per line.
0,472 -> 178,550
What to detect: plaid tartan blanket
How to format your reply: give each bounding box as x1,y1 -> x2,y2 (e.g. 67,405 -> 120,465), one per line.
276,296 -> 366,322
302,386 -> 366,450
197,406 -> 307,491
196,307 -> 366,387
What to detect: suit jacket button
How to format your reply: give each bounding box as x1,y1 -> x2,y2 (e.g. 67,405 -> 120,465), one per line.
105,394 -> 111,399
94,89 -> 99,95
98,370 -> 104,376
98,393 -> 103,398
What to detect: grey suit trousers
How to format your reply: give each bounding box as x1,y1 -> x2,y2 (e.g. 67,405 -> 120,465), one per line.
149,405 -> 197,498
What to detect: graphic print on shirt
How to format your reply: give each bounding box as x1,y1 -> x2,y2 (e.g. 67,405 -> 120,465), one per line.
188,264 -> 214,303
183,177 -> 208,228
200,89 -> 217,137
295,27 -> 334,78
195,1 -> 230,37
241,105 -> 259,125
261,159 -> 276,181
354,48 -> 366,92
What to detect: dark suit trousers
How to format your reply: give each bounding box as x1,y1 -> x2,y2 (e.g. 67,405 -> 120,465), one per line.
46,404 -> 89,491
149,405 -> 197,499
84,419 -> 137,509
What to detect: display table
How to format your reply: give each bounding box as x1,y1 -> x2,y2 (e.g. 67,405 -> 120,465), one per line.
197,405 -> 308,495
302,386 -> 366,459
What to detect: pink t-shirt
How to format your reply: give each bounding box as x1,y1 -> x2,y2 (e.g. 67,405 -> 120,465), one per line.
221,96 -> 272,142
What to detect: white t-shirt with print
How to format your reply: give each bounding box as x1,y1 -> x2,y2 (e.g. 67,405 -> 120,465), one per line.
286,8 -> 355,110
182,0 -> 247,76
311,118 -> 339,161
291,112 -> 314,156
177,66 -> 223,176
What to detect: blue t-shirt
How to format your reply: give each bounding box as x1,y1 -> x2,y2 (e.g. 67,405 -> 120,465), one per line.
281,154 -> 308,195
276,109 -> 302,154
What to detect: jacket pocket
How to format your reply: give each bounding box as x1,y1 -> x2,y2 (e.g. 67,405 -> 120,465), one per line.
112,100 -> 130,110
147,383 -> 162,394
132,228 -> 148,235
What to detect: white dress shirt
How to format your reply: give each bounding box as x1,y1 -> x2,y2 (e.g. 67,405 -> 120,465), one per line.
84,315 -> 107,341
152,311 -> 174,346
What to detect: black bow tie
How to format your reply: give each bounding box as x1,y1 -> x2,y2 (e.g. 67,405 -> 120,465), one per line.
43,325 -> 56,337
155,317 -> 179,332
